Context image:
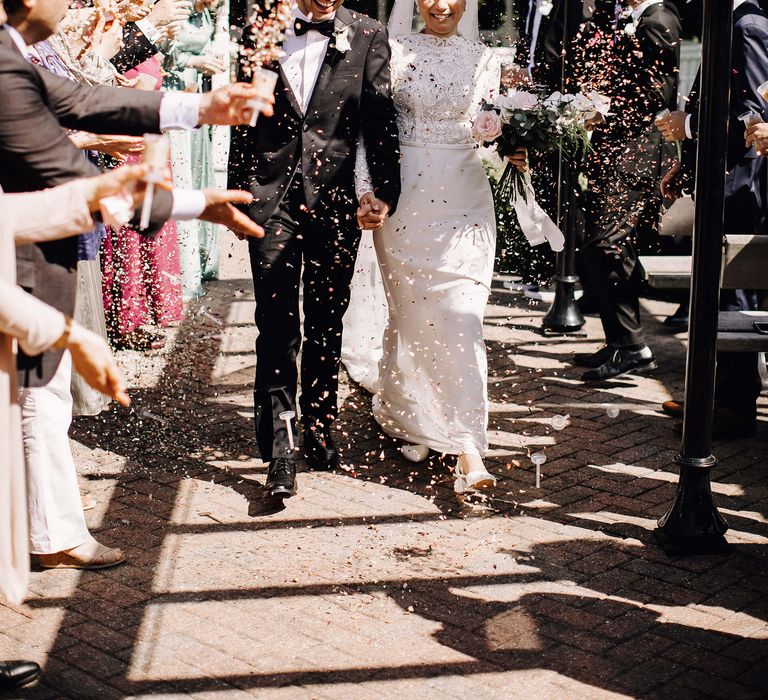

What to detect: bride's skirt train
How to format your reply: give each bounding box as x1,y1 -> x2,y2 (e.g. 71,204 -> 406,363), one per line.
346,142 -> 496,456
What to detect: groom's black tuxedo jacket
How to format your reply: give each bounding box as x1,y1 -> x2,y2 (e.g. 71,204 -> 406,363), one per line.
228,7 -> 401,225
682,0 -> 768,236
0,27 -> 172,386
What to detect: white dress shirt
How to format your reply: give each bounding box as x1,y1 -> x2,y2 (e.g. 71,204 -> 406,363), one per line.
525,0 -> 545,70
2,24 -> 205,220
631,0 -> 663,23
280,6 -> 334,114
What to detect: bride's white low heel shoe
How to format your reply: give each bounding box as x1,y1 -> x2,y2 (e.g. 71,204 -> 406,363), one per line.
401,444 -> 430,463
454,454 -> 496,494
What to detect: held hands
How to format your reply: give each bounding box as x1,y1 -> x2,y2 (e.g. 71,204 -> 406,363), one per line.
507,147 -> 528,174
199,189 -> 265,239
198,84 -> 275,126
66,323 -> 130,406
656,111 -> 688,142
357,192 -> 390,231
745,122 -> 768,155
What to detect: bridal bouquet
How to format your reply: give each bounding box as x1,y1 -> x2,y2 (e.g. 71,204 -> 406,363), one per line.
472,89 -> 611,251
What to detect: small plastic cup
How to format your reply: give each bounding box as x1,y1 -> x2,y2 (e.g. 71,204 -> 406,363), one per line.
654,108 -> 671,128
605,405 -> 620,419
139,134 -> 169,229
758,80 -> 768,102
551,414 -> 569,431
739,110 -> 764,128
531,452 -> 546,488
248,68 -> 279,127
279,410 -> 297,451
134,72 -> 158,91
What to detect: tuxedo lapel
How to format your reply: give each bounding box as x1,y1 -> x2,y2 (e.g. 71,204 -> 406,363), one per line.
273,60 -> 303,117
305,10 -> 358,115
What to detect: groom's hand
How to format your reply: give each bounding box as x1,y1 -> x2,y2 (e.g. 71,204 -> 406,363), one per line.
198,84 -> 275,126
199,189 -> 265,239
357,192 -> 390,231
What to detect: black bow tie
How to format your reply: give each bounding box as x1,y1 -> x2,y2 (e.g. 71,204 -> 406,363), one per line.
294,18 -> 336,38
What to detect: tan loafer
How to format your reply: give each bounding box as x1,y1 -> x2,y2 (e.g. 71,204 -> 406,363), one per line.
37,540 -> 125,570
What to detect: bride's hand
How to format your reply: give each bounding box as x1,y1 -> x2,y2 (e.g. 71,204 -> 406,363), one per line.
357,192 -> 390,230
507,147 -> 528,174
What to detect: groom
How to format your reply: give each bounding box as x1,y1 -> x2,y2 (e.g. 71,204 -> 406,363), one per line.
229,0 -> 400,498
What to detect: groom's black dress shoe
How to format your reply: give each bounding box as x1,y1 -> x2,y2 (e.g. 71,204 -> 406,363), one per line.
573,345 -> 616,368
265,458 -> 297,498
581,345 -> 657,382
303,426 -> 338,471
0,660 -> 41,691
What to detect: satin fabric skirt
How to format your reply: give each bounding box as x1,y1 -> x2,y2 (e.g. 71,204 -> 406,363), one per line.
371,143 -> 496,455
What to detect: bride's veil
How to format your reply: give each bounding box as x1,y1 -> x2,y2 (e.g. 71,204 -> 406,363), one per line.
387,0 -> 480,41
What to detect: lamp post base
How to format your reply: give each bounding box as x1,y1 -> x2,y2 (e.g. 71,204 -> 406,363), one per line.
542,274 -> 586,335
655,455 -> 729,555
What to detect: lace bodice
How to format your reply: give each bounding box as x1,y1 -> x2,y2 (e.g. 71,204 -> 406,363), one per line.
356,34 -> 501,197
390,34 -> 501,146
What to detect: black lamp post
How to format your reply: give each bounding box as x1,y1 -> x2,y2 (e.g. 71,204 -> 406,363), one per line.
656,0 -> 731,554
542,0 -> 586,335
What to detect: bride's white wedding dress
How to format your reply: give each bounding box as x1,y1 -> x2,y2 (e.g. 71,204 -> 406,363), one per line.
344,33 -> 500,456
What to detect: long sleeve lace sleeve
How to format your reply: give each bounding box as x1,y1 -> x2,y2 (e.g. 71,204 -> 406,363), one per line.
355,133 -> 374,201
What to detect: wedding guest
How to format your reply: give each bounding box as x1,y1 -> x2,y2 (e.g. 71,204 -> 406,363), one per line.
1,168 -> 144,690
659,0 -> 768,439
0,0 -> 266,568
573,0 -> 681,381
163,0 -> 227,298
111,0 -> 192,73
101,55 -> 185,350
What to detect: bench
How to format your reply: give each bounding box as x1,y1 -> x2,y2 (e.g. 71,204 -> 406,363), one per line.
641,235 -> 768,290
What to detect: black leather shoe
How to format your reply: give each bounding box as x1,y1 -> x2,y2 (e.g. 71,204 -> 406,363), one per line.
303,425 -> 339,471
573,345 -> 616,368
581,345 -> 657,382
0,660 -> 41,691
663,304 -> 689,330
265,458 -> 297,498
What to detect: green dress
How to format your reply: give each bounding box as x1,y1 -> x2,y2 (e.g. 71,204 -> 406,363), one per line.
162,8 -> 222,298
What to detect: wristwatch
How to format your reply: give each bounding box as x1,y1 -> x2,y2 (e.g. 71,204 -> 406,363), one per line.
52,315 -> 74,351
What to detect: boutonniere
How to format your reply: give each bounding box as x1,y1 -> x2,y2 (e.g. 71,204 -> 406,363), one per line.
539,0 -> 554,17
333,26 -> 351,53
619,7 -> 638,36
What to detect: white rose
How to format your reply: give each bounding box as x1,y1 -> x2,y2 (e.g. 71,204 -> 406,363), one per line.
498,90 -> 539,111
472,110 -> 504,142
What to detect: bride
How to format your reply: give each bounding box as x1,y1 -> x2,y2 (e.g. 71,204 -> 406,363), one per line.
346,0 -> 526,492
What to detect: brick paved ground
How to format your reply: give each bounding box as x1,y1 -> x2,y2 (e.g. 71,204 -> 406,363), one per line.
4,238 -> 767,699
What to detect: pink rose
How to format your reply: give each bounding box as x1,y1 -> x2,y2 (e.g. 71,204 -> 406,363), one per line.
472,110 -> 503,143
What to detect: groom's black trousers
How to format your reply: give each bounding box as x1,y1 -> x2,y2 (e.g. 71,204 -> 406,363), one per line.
248,177 -> 361,461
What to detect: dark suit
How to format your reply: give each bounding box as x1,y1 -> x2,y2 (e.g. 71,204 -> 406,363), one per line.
228,7 -> 400,460
0,28 -> 172,386
682,0 -> 768,420
578,1 -> 681,348
513,0 -> 587,89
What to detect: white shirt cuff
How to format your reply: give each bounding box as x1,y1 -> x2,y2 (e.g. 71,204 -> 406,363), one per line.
171,189 -> 207,220
684,114 -> 693,140
160,93 -> 202,131
135,19 -> 162,45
